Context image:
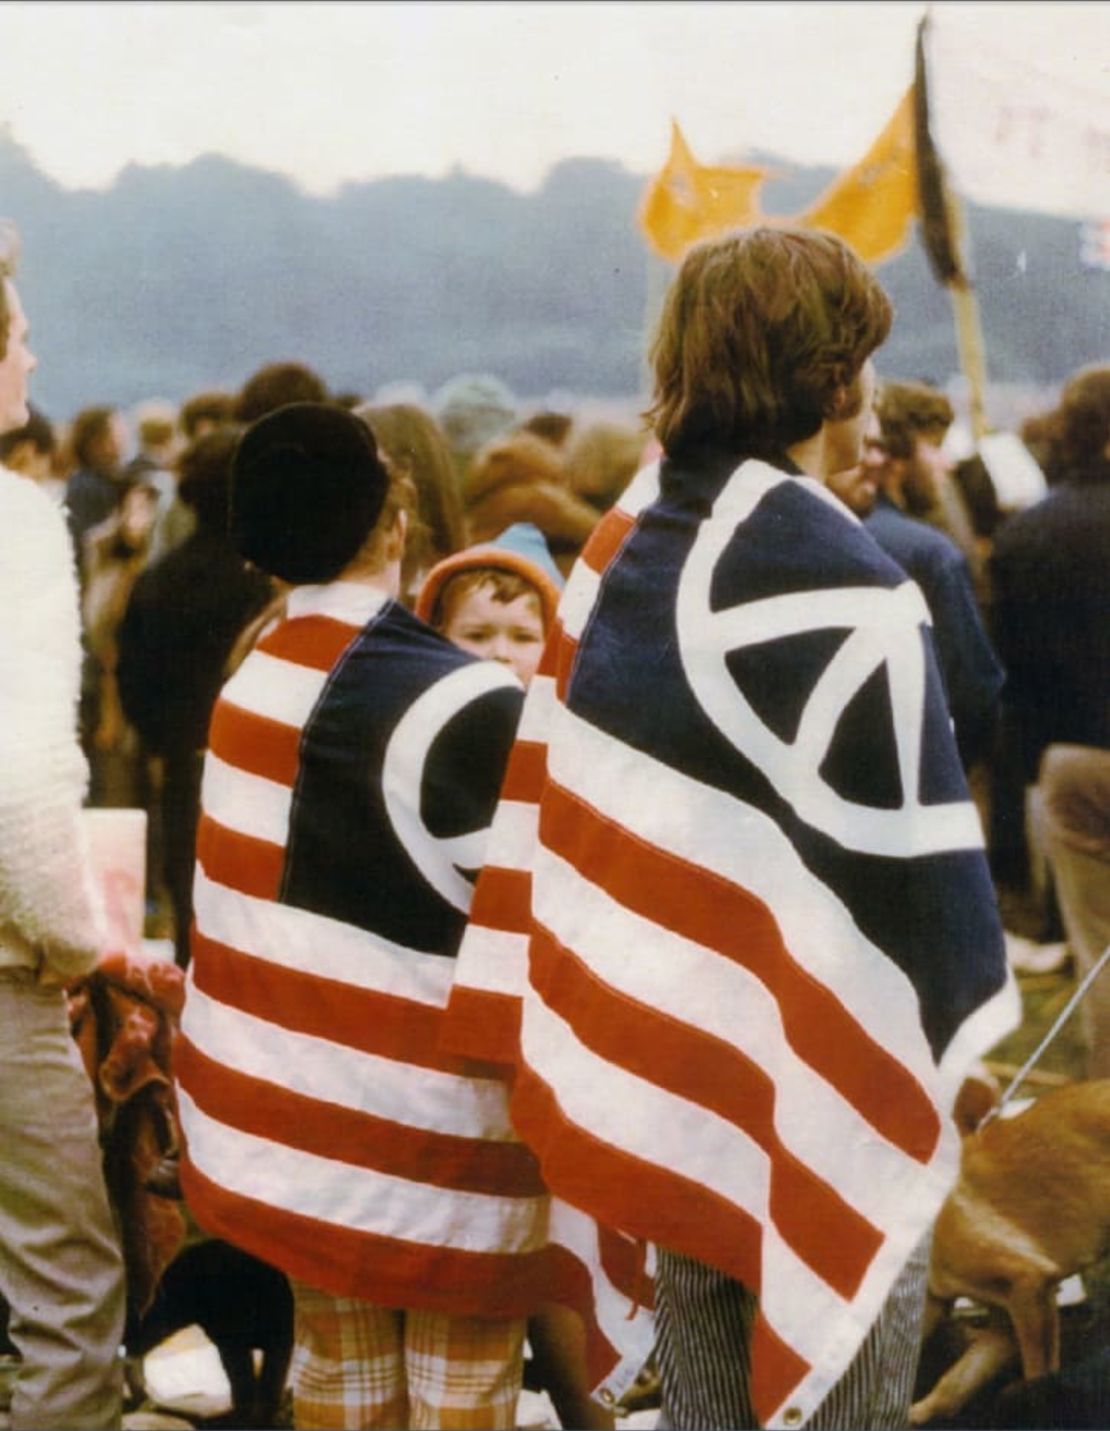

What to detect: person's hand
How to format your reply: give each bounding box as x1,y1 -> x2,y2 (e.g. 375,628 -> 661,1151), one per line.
120,486 -> 157,547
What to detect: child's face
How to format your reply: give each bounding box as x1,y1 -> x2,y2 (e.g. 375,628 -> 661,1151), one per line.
443,583 -> 545,686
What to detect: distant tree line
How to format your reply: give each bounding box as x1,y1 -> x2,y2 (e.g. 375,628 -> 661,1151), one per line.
0,127 -> 1105,421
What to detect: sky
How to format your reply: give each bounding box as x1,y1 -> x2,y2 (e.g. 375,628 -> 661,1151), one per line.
1,1 -> 1107,206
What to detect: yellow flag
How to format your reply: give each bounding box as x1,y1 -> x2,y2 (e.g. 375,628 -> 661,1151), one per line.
798,86 -> 918,265
638,121 -> 769,262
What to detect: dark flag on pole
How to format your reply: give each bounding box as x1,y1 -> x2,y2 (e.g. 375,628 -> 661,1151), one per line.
914,14 -> 963,285
913,10 -> 993,439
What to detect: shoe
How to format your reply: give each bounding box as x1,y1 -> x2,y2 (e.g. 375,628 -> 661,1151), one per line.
1005,933 -> 1072,976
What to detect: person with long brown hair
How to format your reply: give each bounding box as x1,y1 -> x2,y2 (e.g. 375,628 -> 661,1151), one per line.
356,400 -> 466,600
446,226 -> 1016,1428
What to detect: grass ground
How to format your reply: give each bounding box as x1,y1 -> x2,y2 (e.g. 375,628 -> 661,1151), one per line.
992,884 -> 1088,1087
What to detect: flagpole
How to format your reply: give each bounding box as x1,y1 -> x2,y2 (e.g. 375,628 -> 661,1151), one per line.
916,7 -> 991,442
947,195 -> 991,442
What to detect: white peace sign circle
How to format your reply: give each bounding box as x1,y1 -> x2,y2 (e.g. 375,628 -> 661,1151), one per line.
381,661 -> 522,911
674,466 -> 983,858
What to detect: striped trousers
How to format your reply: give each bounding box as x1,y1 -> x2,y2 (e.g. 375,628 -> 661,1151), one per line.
655,1235 -> 930,1429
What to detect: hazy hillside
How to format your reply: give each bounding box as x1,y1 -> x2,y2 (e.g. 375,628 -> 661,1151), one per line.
1,128 -> 1105,421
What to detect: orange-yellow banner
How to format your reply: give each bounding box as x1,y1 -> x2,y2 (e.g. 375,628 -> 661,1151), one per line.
798,85 -> 918,265
639,87 -> 919,267
638,121 -> 769,262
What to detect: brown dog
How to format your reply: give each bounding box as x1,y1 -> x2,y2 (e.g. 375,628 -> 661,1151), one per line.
909,1079 -> 1110,1425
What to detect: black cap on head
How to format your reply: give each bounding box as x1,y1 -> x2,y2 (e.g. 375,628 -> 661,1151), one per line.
231,403 -> 388,584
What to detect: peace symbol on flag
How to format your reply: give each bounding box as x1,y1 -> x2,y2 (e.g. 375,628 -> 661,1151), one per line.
675,486 -> 983,859
381,662 -> 513,911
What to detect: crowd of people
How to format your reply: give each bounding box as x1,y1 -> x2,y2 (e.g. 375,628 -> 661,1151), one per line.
0,213 -> 1108,1431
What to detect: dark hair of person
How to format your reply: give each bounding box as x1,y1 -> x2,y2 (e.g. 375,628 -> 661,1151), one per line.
563,419 -> 646,513
0,219 -> 19,359
362,463 -> 422,575
874,381 -> 954,461
70,406 -> 117,469
180,390 -> 236,439
430,567 -> 539,632
1019,410 -> 1062,483
519,411 -> 574,448
645,227 -> 893,460
1053,365 -> 1110,481
235,362 -> 329,424
332,391 -> 366,411
356,402 -> 465,578
0,404 -> 55,463
176,426 -> 241,534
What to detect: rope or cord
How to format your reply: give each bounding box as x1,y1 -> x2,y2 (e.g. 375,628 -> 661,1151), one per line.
983,942 -> 1110,1126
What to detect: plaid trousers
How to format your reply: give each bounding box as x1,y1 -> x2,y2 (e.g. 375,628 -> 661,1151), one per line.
289,1279 -> 526,1430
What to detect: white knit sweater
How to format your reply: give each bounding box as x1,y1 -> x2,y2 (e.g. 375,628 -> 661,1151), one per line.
0,464 -> 107,976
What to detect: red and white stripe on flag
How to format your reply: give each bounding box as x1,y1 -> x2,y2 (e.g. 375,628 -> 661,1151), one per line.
443,470 -> 661,1400
443,458 -> 999,1426
446,466 -> 660,1069
176,585 -> 553,1318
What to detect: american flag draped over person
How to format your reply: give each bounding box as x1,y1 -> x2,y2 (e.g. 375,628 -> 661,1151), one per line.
173,578 -> 656,1400
174,584 -> 555,1313
444,449 -> 1020,1426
